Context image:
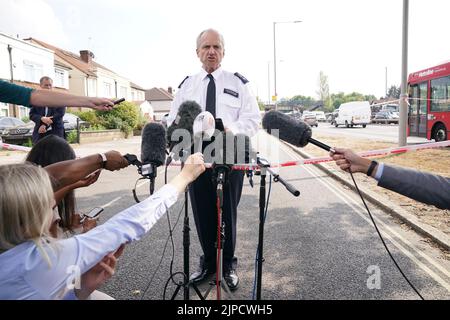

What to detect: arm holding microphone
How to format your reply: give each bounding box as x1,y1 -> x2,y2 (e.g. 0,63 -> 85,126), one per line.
45,151 -> 129,192
330,148 -> 450,210
1,154 -> 205,300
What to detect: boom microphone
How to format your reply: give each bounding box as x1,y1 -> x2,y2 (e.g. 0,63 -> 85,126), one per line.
262,110 -> 334,152
141,122 -> 167,194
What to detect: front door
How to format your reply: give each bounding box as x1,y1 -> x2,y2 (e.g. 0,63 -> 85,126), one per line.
409,82 -> 428,137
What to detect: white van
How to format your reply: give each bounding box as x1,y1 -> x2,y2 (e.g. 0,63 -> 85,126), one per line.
334,101 -> 371,128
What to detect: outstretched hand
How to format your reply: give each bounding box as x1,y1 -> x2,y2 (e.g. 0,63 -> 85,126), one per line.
87,97 -> 115,111
330,147 -> 371,174
104,151 -> 130,171
75,244 -> 126,300
74,169 -> 101,188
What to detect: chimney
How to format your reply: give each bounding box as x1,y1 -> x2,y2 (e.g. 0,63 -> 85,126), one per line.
168,86 -> 173,94
80,50 -> 95,64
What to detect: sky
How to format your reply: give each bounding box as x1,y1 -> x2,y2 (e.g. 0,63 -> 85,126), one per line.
1,0 -> 449,102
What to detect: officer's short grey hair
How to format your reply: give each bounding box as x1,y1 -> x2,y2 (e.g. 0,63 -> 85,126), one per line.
196,29 -> 225,50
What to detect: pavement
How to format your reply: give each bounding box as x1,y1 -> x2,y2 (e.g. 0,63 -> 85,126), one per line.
284,142 -> 450,251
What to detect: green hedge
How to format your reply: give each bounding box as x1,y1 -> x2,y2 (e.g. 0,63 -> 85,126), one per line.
71,101 -> 142,137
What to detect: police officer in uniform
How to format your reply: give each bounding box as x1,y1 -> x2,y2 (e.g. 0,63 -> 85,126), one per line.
167,28 -> 260,290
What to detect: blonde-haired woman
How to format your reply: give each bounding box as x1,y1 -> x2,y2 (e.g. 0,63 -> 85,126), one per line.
0,153 -> 205,299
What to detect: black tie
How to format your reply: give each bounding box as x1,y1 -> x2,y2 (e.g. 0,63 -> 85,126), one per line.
206,74 -> 216,118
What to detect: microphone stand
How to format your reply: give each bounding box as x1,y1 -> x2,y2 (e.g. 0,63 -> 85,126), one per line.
170,157 -> 204,301
203,164 -> 234,300
255,155 -> 300,300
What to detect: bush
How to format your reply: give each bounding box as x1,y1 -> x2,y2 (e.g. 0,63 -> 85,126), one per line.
66,130 -> 78,144
88,124 -> 106,131
21,116 -> 30,123
71,110 -> 102,127
103,115 -> 123,130
23,138 -> 32,147
135,111 -> 148,130
95,101 -> 139,136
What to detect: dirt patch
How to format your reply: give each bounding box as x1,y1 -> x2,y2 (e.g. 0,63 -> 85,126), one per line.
300,133 -> 450,237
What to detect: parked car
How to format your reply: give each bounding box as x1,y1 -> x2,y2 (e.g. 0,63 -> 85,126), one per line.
286,110 -> 302,121
313,111 -> 326,122
63,113 -> 89,132
302,113 -> 318,127
372,111 -> 399,124
1,120 -> 34,145
0,116 -> 26,131
330,109 -> 339,125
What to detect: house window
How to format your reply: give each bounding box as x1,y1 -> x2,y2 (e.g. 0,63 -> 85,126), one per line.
23,61 -> 43,83
120,86 -> 127,99
0,102 -> 8,117
54,68 -> 66,88
87,78 -> 97,97
103,82 -> 112,97
131,91 -> 136,101
19,106 -> 28,119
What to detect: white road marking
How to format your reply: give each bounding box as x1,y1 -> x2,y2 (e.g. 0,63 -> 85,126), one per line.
280,143 -> 450,292
101,196 -> 122,209
100,168 -> 161,208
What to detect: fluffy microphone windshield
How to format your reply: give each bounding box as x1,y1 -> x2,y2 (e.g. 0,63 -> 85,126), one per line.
141,122 -> 167,166
167,100 -> 202,144
262,110 -> 312,147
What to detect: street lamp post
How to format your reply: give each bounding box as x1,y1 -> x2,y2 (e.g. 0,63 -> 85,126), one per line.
273,20 -> 301,110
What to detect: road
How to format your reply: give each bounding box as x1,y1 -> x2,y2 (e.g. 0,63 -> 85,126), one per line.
69,133 -> 450,300
313,122 -> 429,144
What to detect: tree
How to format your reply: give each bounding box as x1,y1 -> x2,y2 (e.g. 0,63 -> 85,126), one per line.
289,95 -> 317,109
330,92 -> 377,110
386,85 -> 400,99
317,71 -> 332,111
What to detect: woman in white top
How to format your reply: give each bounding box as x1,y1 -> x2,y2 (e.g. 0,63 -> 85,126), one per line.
0,153 -> 205,299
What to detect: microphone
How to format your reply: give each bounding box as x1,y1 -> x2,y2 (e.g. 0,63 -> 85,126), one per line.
166,100 -> 202,164
193,111 -> 215,153
167,100 -> 202,148
262,110 -> 335,152
141,122 -> 167,194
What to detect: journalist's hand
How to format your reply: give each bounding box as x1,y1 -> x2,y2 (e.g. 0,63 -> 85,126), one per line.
181,153 -> 206,182
104,151 -> 129,171
330,147 -> 371,174
88,97 -> 115,111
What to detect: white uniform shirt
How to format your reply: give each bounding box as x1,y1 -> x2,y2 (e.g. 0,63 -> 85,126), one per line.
0,184 -> 179,300
168,67 -> 261,137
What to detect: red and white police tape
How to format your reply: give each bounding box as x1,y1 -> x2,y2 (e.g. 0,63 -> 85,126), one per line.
169,140 -> 450,170
0,142 -> 32,152
2,140 -> 449,170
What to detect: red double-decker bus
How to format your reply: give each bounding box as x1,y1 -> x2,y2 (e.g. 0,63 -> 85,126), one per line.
408,61 -> 450,141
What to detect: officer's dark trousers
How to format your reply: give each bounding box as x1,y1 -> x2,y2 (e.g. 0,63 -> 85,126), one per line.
189,168 -> 244,272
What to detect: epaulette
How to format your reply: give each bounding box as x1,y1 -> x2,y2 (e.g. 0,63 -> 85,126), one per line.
178,76 -> 189,89
234,72 -> 249,84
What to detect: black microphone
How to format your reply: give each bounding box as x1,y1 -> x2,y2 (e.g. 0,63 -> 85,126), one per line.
141,122 -> 167,194
262,110 -> 334,152
167,100 -> 202,154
